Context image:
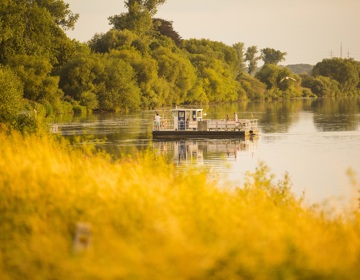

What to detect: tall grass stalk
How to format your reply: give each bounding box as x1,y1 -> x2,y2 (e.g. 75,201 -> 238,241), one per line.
0,132 -> 359,280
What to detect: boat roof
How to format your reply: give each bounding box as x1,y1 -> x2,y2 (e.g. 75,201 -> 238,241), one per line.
171,107 -> 203,112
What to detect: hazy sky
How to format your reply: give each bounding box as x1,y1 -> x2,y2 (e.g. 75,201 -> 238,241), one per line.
65,0 -> 360,65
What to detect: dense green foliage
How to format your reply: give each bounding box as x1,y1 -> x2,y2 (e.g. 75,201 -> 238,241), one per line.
256,64 -> 303,99
0,66 -> 23,123
0,0 -> 78,65
0,0 -> 82,131
245,45 -> 260,74
261,48 -> 287,65
1,0 -> 360,132
312,58 -> 360,94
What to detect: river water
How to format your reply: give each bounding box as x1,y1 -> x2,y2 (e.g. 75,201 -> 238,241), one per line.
56,98 -> 360,208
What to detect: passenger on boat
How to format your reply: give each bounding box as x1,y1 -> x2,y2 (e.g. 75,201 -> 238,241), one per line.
154,113 -> 161,130
234,112 -> 238,122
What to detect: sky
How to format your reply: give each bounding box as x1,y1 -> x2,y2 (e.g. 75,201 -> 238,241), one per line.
65,0 -> 360,65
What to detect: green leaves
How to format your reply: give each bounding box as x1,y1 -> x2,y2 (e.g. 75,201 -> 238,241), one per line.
3,0 -> 359,118
152,47 -> 196,104
8,55 -> 54,101
59,52 -> 142,112
0,0 -> 78,66
261,48 -> 287,65
109,0 -> 167,37
245,46 -> 260,74
256,64 -> 302,98
0,66 -> 23,123
101,55 -> 141,112
35,0 -> 79,30
312,58 -> 360,94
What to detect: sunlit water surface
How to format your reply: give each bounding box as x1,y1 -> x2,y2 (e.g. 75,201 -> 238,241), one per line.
56,99 -> 360,208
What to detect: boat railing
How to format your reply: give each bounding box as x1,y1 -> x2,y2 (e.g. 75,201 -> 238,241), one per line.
153,119 -> 174,130
206,119 -> 258,131
153,118 -> 258,132
238,119 -> 258,130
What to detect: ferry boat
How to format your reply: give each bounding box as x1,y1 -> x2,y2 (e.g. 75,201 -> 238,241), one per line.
152,107 -> 259,139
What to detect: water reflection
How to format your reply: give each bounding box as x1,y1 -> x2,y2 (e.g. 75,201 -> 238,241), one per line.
153,137 -> 258,167
311,98 -> 360,131
56,98 -> 360,143
55,98 -> 360,205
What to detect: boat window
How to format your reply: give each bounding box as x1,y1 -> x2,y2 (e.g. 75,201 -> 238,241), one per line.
192,111 -> 196,121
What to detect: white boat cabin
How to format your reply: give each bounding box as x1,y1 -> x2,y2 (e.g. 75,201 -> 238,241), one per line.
171,108 -> 203,131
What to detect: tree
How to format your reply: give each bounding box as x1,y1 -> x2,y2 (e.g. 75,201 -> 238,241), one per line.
256,64 -> 302,98
8,55 -> 59,101
153,18 -> 182,47
255,64 -> 281,89
183,39 -> 241,102
8,55 -> 65,115
261,48 -> 287,65
277,68 -> 302,97
80,91 -> 98,112
108,0 -> 167,37
33,0 -> 79,30
301,74 -> 340,97
99,56 -> 141,111
0,1 -> 78,64
88,29 -> 139,54
0,66 -> 23,124
108,49 -> 161,108
245,46 -> 260,75
312,58 -> 360,94
237,73 -> 266,100
232,42 -> 246,74
59,54 -> 105,101
186,79 -> 209,104
151,47 -> 197,104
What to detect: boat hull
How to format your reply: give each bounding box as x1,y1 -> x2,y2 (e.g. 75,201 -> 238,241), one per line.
152,130 -> 258,140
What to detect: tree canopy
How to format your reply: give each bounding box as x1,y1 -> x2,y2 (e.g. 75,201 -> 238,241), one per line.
108,0 -> 166,37
0,0 -> 359,132
0,0 -> 79,64
0,66 -> 23,123
312,58 -> 360,94
245,46 -> 260,74
261,48 -> 287,65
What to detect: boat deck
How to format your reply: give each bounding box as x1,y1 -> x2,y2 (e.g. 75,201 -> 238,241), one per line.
152,119 -> 258,139
152,130 -> 255,140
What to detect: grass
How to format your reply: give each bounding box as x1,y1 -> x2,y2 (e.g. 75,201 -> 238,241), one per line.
0,131 -> 360,280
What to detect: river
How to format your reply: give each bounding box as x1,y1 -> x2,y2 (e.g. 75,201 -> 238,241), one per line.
56,98 -> 360,208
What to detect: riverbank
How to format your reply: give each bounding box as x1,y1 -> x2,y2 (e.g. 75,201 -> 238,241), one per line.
1,132 -> 359,279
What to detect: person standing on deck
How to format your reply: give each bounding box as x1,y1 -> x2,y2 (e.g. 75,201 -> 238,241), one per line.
234,112 -> 238,122
154,113 -> 161,130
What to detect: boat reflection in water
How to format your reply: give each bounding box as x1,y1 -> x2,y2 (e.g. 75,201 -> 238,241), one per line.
153,136 -> 258,168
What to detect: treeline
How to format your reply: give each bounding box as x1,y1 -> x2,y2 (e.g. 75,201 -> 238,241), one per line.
1,0 -> 360,132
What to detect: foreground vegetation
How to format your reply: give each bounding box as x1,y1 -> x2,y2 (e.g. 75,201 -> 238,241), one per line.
1,131 -> 360,279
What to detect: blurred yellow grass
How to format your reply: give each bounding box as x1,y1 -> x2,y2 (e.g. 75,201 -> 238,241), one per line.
0,132 -> 360,280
